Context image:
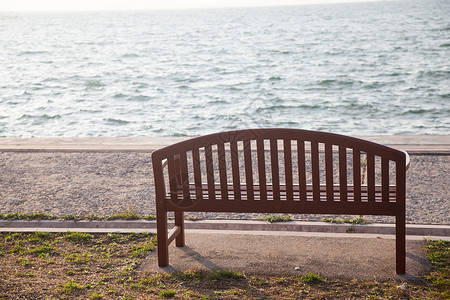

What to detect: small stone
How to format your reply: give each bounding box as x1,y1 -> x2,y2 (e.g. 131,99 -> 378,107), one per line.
294,266 -> 301,271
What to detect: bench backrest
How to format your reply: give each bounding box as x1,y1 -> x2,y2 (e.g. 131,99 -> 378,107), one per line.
152,129 -> 408,216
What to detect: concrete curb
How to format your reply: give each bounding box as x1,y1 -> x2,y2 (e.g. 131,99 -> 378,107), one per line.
1,220 -> 448,238
0,135 -> 449,154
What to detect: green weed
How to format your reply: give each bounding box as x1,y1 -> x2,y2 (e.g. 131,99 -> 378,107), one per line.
27,244 -> 56,256
301,273 -> 325,284
65,252 -> 93,264
65,232 -> 94,243
105,209 -> 141,221
0,212 -> 57,220
209,270 -> 245,281
264,215 -> 292,223
426,240 -> 449,291
61,279 -> 85,295
159,290 -> 176,298
130,243 -> 155,258
89,291 -> 104,299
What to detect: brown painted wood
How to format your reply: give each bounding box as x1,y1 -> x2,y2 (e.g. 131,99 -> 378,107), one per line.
270,139 -> 280,201
311,141 -> 320,200
179,152 -> 190,200
152,128 -> 409,274
284,139 -> 293,201
205,144 -> 216,200
231,140 -> 241,200
257,139 -> 267,200
382,157 -> 390,202
325,144 -> 333,201
243,140 -> 254,200
297,140 -> 307,201
353,149 -> 361,202
367,153 -> 375,202
192,148 -> 203,200
339,146 -> 348,201
217,143 -> 228,200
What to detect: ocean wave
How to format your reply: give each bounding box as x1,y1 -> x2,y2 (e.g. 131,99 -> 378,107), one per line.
255,104 -> 322,113
318,79 -> 361,86
19,114 -> 61,120
103,118 -> 131,125
113,93 -> 128,99
18,50 -> 49,56
84,80 -> 105,88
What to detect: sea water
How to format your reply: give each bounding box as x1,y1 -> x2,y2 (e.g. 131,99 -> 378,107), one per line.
0,0 -> 449,137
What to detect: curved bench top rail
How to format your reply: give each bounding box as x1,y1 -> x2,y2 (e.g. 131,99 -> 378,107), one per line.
152,128 -> 408,163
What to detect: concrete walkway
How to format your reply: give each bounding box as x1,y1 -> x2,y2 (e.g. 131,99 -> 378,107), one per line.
142,231 -> 432,282
1,135 -> 449,154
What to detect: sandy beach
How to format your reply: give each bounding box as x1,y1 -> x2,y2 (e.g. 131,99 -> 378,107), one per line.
0,137 -> 448,225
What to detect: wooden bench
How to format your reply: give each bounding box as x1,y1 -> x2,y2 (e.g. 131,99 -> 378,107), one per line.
152,129 -> 410,274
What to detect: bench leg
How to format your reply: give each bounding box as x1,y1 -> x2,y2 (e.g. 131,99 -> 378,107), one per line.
396,213 -> 406,275
157,209 -> 169,267
175,211 -> 185,247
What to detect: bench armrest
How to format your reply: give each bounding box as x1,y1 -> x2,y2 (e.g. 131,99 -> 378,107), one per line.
401,150 -> 411,171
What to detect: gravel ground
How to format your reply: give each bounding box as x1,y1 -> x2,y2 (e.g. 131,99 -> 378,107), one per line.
0,152 -> 448,225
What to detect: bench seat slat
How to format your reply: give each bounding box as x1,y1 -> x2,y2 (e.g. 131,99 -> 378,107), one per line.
166,184 -> 397,203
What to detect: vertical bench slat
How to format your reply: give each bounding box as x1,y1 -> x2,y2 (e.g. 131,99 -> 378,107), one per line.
167,156 -> 178,201
179,152 -> 190,200
270,139 -> 280,201
382,157 -> 390,202
217,143 -> 228,200
192,148 -> 203,200
257,139 -> 267,200
297,140 -> 307,201
231,140 -> 241,200
367,153 -> 375,201
205,145 -> 216,200
325,143 -> 334,201
243,140 -> 254,200
311,141 -> 320,201
339,146 -> 348,201
353,149 -> 361,202
284,140 -> 293,201
395,158 -> 406,274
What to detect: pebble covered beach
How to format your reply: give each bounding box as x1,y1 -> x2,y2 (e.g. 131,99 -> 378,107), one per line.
0,151 -> 448,225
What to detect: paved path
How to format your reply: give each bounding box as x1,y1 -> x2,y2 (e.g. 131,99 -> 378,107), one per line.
1,135 -> 450,154
142,231 -> 432,281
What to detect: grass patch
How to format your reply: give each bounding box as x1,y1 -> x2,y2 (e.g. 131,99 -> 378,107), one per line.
0,212 -> 57,220
61,279 -> 85,295
105,209 -> 141,220
65,231 -> 94,243
301,272 -> 325,284
130,242 -> 156,258
2,211 -> 156,222
0,232 -> 447,299
209,269 -> 245,281
426,239 -> 449,297
159,290 -> 176,298
322,216 -> 369,224
263,215 -> 292,223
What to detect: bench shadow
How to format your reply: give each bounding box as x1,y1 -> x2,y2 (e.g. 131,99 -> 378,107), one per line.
178,245 -> 222,271
158,246 -> 222,273
406,252 -> 431,268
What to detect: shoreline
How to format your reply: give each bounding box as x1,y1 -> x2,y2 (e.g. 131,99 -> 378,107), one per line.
1,135 -> 450,154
